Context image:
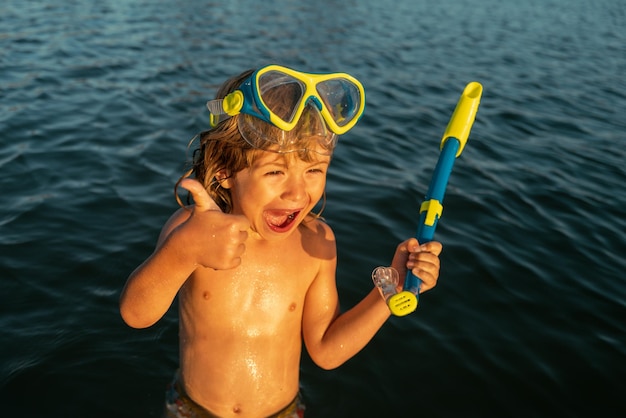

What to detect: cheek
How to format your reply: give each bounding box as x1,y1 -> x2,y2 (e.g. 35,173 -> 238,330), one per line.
309,179 -> 327,202
228,183 -> 261,215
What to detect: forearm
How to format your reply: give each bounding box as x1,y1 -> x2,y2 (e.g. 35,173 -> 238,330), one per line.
312,288 -> 391,369
119,233 -> 195,328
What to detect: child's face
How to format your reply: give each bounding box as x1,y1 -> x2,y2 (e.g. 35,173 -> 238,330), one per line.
228,148 -> 330,241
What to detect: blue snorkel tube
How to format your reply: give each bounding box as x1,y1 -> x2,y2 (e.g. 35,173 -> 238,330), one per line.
382,82 -> 483,316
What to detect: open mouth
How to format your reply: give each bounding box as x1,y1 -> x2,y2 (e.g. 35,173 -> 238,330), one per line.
264,209 -> 301,232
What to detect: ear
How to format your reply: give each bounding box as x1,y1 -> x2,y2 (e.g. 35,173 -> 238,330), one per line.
215,169 -> 233,189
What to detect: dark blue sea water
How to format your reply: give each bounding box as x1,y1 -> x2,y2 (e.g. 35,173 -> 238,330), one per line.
2,0 -> 625,416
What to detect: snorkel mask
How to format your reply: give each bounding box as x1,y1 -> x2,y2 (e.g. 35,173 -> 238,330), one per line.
206,65 -> 366,154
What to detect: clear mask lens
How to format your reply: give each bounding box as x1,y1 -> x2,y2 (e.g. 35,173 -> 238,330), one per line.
257,71 -> 306,124
316,78 -> 362,128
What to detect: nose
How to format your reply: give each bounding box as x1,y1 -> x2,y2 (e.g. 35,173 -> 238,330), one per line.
281,174 -> 306,202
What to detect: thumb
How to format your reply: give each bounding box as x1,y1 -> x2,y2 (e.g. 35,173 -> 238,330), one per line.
406,237 -> 421,253
179,178 -> 221,212
392,238 -> 418,268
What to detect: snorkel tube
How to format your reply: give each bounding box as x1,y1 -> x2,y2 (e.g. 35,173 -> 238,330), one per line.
379,82 -> 483,316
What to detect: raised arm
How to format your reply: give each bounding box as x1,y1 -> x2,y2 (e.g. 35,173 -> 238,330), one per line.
119,179 -> 249,328
302,237 -> 441,370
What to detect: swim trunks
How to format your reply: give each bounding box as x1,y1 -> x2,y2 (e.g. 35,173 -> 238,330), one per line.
163,371 -> 305,418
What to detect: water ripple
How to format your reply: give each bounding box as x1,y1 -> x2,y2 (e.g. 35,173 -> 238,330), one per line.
2,0 -> 626,416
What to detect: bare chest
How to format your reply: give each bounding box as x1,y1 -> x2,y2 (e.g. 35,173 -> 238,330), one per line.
180,240 -> 319,334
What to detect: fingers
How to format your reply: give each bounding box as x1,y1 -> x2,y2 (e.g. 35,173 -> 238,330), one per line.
405,239 -> 442,293
405,238 -> 443,256
408,252 -> 440,292
179,178 -> 221,212
207,222 -> 249,270
216,240 -> 247,270
175,178 -> 251,270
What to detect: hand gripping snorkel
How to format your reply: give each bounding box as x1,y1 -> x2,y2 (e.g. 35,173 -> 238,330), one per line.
373,82 -> 483,316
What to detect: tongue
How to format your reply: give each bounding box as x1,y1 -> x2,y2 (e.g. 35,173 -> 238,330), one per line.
265,211 -> 295,228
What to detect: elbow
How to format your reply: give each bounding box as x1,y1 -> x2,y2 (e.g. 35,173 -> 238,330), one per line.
119,298 -> 159,329
120,313 -> 155,329
317,361 -> 343,371
309,351 -> 347,371
120,308 -> 158,329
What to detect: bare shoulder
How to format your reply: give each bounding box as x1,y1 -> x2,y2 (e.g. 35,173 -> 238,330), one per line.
298,215 -> 337,261
300,214 -> 335,239
157,206 -> 193,246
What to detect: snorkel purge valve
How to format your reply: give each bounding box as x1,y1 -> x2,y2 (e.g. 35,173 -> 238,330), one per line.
373,81 -> 483,317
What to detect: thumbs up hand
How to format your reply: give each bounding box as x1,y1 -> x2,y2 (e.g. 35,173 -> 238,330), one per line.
176,178 -> 250,270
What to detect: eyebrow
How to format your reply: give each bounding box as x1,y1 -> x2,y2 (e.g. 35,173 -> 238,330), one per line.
255,159 -> 288,169
255,155 -> 330,169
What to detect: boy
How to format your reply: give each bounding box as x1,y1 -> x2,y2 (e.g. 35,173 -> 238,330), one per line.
120,65 -> 442,417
